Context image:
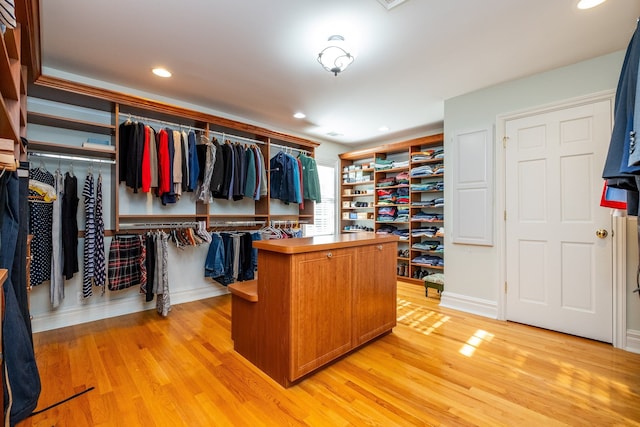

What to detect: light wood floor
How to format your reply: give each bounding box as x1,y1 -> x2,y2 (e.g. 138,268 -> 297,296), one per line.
18,283 -> 640,427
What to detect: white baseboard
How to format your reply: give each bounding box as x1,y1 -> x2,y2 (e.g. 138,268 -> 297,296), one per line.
31,285 -> 228,333
626,329 -> 640,354
439,291 -> 498,319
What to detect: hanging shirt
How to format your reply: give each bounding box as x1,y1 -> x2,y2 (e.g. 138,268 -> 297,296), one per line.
244,147 -> 256,198
156,129 -> 171,196
298,154 -> 322,202
188,131 -> 199,191
0,0 -> 17,28
141,125 -> 152,192
148,126 -> 159,189
181,131 -> 189,192
172,130 -> 183,198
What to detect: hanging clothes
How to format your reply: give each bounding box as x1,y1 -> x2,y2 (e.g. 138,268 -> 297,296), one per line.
161,129 -> 177,205
602,20 -> 640,214
172,129 -> 183,198
144,232 -> 156,302
187,130 -> 199,191
147,126 -> 158,189
211,138 -> 228,199
29,165 -> 54,287
244,146 -> 256,198
107,234 -> 145,291
204,231 -> 261,285
0,0 -> 17,29
298,153 -> 322,203
196,135 -> 216,203
119,120 -> 145,193
51,169 -> 64,307
156,128 -> 171,198
2,169 -> 41,426
602,20 -> 640,299
181,130 -> 189,193
82,172 -> 96,298
141,124 -> 152,193
94,173 -> 106,291
62,171 -> 79,279
270,151 -> 301,204
256,146 -> 268,199
156,231 -> 170,317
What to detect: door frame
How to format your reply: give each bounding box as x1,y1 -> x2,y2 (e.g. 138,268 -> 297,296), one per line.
495,90 -> 626,349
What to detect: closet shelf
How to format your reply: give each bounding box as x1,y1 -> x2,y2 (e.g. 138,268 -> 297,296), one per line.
119,214 -> 201,220
27,111 -> 116,134
411,173 -> 443,180
0,93 -> 19,142
28,140 -> 116,159
341,181 -> 373,186
0,28 -> 19,101
374,166 -> 408,174
410,158 -> 443,166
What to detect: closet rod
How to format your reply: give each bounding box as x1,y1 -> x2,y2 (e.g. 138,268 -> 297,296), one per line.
118,221 -> 203,230
121,113 -> 208,133
28,152 -> 116,165
208,130 -> 265,146
209,220 -> 265,227
270,220 -> 310,226
270,142 -> 311,157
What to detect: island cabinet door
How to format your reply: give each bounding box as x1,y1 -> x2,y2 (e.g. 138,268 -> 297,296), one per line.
289,247 -> 355,380
353,242 -> 398,346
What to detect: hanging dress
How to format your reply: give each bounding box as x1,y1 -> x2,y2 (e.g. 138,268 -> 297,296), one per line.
62,171 -> 79,279
29,166 -> 54,287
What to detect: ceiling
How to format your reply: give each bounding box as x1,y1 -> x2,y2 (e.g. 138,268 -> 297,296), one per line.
38,0 -> 640,146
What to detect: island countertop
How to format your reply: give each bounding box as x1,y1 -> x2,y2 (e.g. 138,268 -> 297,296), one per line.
252,232 -> 399,254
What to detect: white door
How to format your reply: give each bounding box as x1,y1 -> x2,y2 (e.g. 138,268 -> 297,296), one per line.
505,99 -> 613,342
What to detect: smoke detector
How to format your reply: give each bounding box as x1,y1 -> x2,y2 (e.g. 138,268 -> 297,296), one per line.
376,0 -> 408,10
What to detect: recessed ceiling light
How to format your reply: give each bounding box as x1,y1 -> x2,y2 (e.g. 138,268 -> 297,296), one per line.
577,0 -> 607,9
293,112 -> 306,119
152,67 -> 172,78
378,126 -> 390,132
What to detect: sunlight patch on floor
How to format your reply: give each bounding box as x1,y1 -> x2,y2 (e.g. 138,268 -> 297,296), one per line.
551,357 -> 633,405
396,298 -> 450,335
459,329 -> 495,357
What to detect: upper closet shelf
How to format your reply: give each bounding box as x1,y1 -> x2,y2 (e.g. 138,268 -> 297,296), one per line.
28,140 -> 115,159
27,111 -> 115,134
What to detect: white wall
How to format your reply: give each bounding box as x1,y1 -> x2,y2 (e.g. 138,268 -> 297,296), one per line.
443,50 -> 640,334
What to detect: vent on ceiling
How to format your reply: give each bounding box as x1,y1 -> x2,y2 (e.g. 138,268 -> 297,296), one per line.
326,131 -> 343,138
376,0 -> 408,10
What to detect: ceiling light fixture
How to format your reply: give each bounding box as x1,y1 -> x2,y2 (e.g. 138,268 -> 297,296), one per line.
576,0 -> 607,9
293,112 -> 306,119
378,126 -> 390,132
152,67 -> 172,78
317,35 -> 354,76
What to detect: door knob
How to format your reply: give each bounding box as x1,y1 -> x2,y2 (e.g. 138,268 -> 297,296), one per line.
595,229 -> 608,239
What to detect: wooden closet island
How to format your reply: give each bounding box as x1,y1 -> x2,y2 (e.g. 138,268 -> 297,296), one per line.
229,233 -> 399,387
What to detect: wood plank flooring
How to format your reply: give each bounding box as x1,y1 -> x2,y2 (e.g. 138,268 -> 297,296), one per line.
18,283 -> 640,426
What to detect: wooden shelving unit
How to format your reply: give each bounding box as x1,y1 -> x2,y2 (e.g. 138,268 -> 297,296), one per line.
339,134 -> 444,285
26,77 -> 320,232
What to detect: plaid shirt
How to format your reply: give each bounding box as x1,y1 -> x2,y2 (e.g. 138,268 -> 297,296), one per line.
108,235 -> 145,291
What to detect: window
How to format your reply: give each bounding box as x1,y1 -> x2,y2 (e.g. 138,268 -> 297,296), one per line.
304,163 -> 336,237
